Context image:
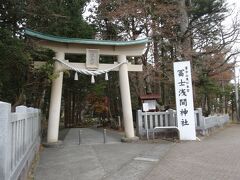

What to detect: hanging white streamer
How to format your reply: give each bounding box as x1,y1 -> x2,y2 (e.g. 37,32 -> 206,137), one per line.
91,75 -> 95,83
74,72 -> 78,80
105,72 -> 108,81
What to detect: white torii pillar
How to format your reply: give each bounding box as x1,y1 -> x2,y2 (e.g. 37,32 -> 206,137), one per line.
118,55 -> 135,138
47,52 -> 64,143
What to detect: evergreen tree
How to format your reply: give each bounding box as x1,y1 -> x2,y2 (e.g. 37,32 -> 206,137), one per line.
26,0 -> 95,38
0,0 -> 95,111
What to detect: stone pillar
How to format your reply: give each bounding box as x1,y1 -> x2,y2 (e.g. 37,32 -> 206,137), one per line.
118,55 -> 135,139
47,52 -> 64,143
0,102 -> 11,180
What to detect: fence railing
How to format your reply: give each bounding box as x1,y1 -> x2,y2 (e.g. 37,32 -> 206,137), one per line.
0,102 -> 41,180
136,108 -> 229,137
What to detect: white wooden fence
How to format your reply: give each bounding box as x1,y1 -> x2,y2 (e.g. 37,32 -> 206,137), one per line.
136,108 -> 229,137
0,102 -> 41,180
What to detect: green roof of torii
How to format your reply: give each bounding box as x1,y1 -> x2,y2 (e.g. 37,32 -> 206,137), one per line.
25,29 -> 149,46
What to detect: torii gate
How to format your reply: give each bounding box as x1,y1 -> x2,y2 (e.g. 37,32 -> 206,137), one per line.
25,29 -> 148,144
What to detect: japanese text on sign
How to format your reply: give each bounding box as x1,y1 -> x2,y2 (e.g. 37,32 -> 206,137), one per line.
174,61 -> 196,140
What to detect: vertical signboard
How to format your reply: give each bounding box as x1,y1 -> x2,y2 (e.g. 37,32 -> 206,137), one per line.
86,49 -> 99,70
174,61 -> 196,140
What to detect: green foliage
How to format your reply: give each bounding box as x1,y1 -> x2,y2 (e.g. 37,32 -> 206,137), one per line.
0,0 -> 26,37
89,81 -> 108,96
0,29 -> 30,103
195,73 -> 234,116
32,49 -> 55,80
0,0 -> 96,109
0,28 -> 56,106
191,0 -> 227,19
198,74 -> 221,94
26,0 -> 95,38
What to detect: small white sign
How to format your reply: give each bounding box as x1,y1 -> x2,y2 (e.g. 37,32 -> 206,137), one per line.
144,100 -> 156,110
142,103 -> 149,112
174,61 -> 196,140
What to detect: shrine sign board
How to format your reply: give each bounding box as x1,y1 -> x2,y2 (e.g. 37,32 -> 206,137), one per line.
86,49 -> 99,70
142,103 -> 149,112
174,61 -> 196,140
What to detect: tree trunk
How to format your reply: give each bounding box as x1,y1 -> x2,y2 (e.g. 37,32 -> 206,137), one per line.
177,0 -> 191,60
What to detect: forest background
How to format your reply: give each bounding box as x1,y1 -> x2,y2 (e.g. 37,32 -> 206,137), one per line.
1,0 -> 240,128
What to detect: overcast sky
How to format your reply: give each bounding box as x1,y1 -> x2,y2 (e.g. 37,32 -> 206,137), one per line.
225,0 -> 240,78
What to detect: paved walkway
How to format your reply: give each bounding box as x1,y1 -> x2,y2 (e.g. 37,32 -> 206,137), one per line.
35,125 -> 240,180
146,124 -> 240,180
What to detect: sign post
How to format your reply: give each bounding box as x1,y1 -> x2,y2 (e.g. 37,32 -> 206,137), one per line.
142,103 -> 149,140
174,61 -> 196,140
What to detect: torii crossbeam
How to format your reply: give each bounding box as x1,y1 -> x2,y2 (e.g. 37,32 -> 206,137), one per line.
25,29 -> 148,144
